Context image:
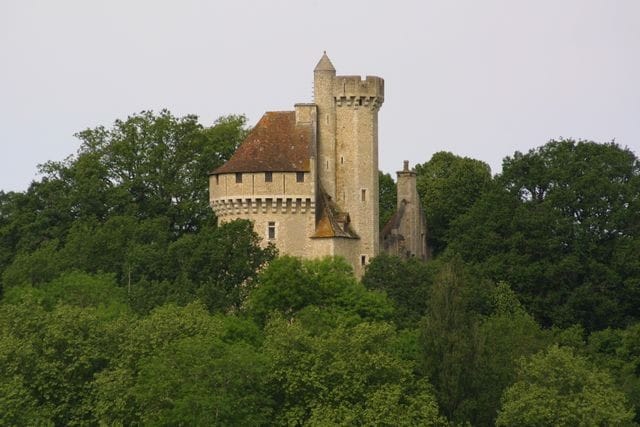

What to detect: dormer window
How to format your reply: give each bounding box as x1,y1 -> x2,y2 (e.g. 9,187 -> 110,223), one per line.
235,173 -> 242,183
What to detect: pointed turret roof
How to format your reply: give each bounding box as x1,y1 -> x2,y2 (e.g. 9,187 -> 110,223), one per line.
314,51 -> 335,72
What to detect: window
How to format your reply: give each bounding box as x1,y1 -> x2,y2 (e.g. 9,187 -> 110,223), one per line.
235,172 -> 242,183
361,255 -> 367,266
296,172 -> 304,183
341,156 -> 344,164
267,221 -> 276,240
215,174 -> 219,185
361,188 -> 366,202
265,172 -> 273,182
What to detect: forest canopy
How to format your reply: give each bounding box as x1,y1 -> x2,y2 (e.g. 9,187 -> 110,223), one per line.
0,110 -> 639,425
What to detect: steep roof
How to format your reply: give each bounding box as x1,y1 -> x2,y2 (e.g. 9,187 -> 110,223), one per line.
312,187 -> 358,239
211,111 -> 312,174
380,200 -> 406,238
314,52 -> 335,72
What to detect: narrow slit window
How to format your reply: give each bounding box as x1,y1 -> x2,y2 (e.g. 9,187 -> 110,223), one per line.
268,221 -> 276,240
341,156 -> 344,164
265,172 -> 273,182
361,255 -> 367,266
361,189 -> 366,202
235,172 -> 242,183
296,172 -> 304,183
215,174 -> 219,185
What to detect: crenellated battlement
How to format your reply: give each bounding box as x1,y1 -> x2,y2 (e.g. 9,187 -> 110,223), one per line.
209,53 -> 385,277
333,75 -> 384,109
211,196 -> 315,216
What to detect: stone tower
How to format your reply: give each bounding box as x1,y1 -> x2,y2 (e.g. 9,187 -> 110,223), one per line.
313,52 -> 385,267
380,161 -> 429,260
209,53 -> 385,277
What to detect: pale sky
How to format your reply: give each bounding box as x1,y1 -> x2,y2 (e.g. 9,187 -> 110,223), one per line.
1,0 -> 639,192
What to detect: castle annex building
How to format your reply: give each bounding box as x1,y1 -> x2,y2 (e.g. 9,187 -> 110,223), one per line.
209,53 -> 427,276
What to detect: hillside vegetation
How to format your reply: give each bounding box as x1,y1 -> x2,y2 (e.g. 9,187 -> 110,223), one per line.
1,111 -> 639,425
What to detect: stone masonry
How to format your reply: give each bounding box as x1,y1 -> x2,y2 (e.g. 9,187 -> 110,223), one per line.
210,53 -> 424,276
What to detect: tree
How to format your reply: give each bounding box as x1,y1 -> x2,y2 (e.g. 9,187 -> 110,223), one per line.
131,336 -> 272,426
469,282 -> 547,426
2,271 -> 127,311
362,253 -> 434,328
379,171 -> 397,230
586,323 -> 640,423
0,289 -> 130,426
0,111 -> 248,295
247,256 -> 394,325
497,345 -> 635,426
92,303 -> 266,425
419,257 -> 492,423
264,313 -> 446,426
1,239 -> 67,289
414,151 -> 492,256
448,139 -> 640,330
42,111 -> 247,233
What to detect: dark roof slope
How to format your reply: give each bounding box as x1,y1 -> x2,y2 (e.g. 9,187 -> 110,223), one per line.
380,200 -> 406,238
211,111 -> 312,174
312,187 -> 358,239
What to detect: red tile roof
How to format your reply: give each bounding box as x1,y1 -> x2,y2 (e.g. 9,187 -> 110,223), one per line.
211,111 -> 312,174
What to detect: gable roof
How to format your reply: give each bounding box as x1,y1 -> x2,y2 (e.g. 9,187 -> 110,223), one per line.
380,200 -> 406,239
211,111 -> 312,174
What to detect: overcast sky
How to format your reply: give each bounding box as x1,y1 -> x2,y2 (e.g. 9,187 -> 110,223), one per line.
1,0 -> 639,192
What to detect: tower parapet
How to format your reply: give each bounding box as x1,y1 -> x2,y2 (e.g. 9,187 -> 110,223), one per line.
211,53 -> 386,277
334,76 -> 384,109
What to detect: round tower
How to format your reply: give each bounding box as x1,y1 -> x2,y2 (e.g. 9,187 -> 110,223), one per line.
313,52 -> 337,199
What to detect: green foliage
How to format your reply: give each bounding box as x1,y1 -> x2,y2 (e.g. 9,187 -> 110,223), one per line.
3,271 -> 126,311
93,303 -> 270,425
448,139 -> 640,330
363,253 -> 434,327
419,261 -> 549,425
264,313 -> 446,426
0,111 -> 248,294
379,171 -> 397,230
470,282 -> 547,425
247,256 -> 394,325
586,323 -> 640,423
132,336 -> 272,426
127,219 -> 276,313
2,239 -> 67,288
0,293 -> 129,426
2,109 -> 640,425
497,345 -> 635,426
64,110 -> 247,232
419,258 -> 487,422
415,151 -> 492,255
168,219 -> 277,313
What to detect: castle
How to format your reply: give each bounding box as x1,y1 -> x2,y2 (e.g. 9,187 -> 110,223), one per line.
209,53 -> 427,276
